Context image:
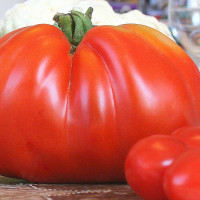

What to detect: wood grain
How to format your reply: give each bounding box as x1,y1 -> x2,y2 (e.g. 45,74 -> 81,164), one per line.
0,176 -> 142,200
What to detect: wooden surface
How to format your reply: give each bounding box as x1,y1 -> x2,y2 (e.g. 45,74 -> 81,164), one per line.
0,176 -> 142,200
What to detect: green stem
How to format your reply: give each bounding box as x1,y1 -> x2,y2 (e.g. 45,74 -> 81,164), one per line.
53,7 -> 94,55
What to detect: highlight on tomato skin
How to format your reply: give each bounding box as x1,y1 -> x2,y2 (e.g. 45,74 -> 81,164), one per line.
125,135 -> 188,200
164,149 -> 200,200
172,126 -> 200,149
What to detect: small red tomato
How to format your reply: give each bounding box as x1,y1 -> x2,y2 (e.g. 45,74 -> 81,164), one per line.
172,126 -> 200,149
125,135 -> 187,200
164,149 -> 200,200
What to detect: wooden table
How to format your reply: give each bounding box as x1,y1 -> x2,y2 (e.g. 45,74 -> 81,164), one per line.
0,176 -> 142,200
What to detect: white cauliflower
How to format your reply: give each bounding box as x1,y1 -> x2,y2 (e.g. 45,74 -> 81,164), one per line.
0,0 -> 173,40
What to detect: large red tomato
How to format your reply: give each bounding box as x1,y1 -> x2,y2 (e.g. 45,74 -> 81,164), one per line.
0,10 -> 200,183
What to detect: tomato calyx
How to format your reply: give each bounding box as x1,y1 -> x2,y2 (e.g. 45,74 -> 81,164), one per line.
53,7 -> 94,55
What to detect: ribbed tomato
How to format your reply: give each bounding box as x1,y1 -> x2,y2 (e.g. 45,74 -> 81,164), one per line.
0,10 -> 200,183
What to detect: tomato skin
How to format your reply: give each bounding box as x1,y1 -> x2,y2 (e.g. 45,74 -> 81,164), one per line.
125,135 -> 188,200
164,149 -> 200,200
0,23 -> 200,183
172,126 -> 200,149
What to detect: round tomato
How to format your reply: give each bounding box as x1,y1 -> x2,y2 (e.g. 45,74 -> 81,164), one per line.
125,135 -> 187,200
164,149 -> 200,200
172,126 -> 200,149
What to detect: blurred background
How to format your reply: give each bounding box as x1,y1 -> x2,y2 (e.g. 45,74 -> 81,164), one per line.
108,0 -> 168,19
